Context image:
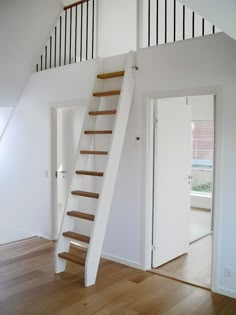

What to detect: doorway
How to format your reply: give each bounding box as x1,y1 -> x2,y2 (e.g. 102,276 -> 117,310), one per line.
150,95 -> 215,290
51,106 -> 84,240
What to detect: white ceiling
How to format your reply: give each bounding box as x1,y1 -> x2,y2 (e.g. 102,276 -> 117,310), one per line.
59,0 -> 76,6
0,0 -> 62,107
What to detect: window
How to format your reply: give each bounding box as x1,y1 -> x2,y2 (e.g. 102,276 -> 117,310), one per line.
191,121 -> 214,193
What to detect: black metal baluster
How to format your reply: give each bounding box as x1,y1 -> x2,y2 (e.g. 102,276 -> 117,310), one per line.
148,0 -> 150,47
156,0 -> 159,45
75,6 -> 78,63
54,26 -> 57,67
192,11 -> 195,38
36,64 -> 39,72
183,5 -> 185,40
41,55 -> 43,71
69,8 -> 72,64
165,0 -> 167,43
64,10 -> 67,65
50,36 -> 52,69
80,3 -> 83,62
212,25 -> 215,34
92,0 -> 95,59
173,0 -> 176,42
202,18 -> 205,36
86,0 -> 89,60
45,46 -> 47,70
59,16 -> 62,66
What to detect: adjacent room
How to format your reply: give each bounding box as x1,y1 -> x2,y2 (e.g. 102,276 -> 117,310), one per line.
150,95 -> 214,290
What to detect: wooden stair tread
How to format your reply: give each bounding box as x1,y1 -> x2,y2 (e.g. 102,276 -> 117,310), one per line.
80,150 -> 108,155
71,190 -> 99,199
89,110 -> 117,116
67,211 -> 95,221
76,170 -> 104,177
93,90 -> 121,97
97,71 -> 125,79
84,130 -> 112,135
63,231 -> 90,243
58,252 -> 86,266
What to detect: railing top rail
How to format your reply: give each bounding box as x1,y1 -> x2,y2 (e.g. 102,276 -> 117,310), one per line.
64,0 -> 90,11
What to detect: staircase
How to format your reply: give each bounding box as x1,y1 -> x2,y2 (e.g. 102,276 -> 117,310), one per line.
55,51 -> 136,287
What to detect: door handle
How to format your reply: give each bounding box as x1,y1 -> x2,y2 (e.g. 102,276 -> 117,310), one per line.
188,175 -> 192,185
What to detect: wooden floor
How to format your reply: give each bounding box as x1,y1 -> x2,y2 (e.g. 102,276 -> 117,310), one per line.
0,237 -> 236,315
190,207 -> 212,243
150,235 -> 212,290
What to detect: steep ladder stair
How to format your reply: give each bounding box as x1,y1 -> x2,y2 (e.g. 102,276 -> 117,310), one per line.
55,52 -> 136,286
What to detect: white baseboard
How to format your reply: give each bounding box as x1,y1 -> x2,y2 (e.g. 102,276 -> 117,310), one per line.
213,286 -> 236,299
102,251 -> 142,270
36,234 -> 53,241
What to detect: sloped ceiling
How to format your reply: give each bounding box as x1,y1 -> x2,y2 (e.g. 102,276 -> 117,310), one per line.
0,0 -> 62,108
178,0 -> 236,40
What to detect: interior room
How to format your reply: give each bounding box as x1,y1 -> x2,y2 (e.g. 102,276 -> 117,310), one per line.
1,0 -> 236,313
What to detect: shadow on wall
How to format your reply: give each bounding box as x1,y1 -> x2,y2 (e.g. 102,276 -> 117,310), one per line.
0,107 -> 14,139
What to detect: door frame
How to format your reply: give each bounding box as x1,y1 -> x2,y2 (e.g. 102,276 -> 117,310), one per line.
142,89 -> 222,293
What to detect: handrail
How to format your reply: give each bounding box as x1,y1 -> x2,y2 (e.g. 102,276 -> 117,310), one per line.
64,0 -> 90,11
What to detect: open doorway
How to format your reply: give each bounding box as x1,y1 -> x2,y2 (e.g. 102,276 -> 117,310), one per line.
51,106 -> 84,240
150,95 -> 215,290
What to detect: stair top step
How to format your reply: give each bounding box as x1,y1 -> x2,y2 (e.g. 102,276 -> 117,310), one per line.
76,170 -> 104,177
63,231 -> 90,244
84,130 -> 112,135
97,71 -> 125,79
80,150 -> 108,155
58,252 -> 86,266
89,110 -> 117,116
71,190 -> 99,199
67,211 -> 95,221
93,90 -> 121,97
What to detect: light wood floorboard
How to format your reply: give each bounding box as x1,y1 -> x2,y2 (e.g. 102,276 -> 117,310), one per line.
150,235 -> 212,290
0,237 -> 235,314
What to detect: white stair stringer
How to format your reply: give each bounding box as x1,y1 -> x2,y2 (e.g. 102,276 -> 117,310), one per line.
55,59 -> 104,274
85,51 -> 136,286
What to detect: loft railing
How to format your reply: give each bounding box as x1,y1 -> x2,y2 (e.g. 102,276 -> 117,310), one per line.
36,0 -> 220,72
141,0 -> 220,48
36,0 -> 96,72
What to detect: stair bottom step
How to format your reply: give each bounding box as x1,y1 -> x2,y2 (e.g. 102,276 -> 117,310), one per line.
58,252 -> 86,266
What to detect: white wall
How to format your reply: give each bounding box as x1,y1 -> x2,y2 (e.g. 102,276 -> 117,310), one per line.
0,0 -> 62,109
98,0 -> 137,57
0,60 -> 97,244
178,0 -> 236,41
190,95 -> 214,121
0,107 -> 13,137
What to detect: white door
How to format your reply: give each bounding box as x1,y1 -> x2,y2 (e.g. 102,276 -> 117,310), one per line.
55,106 -> 84,238
152,97 -> 192,268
